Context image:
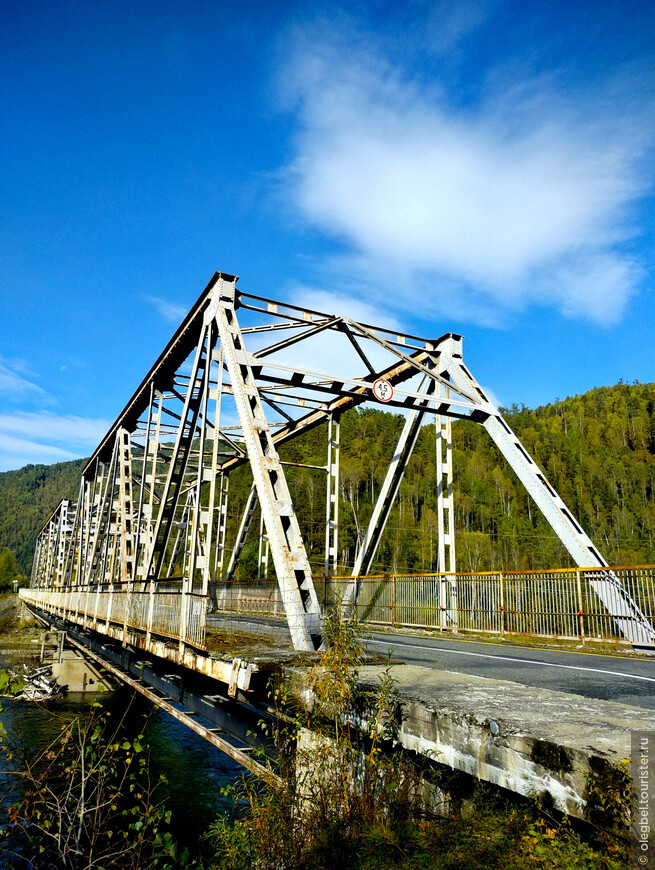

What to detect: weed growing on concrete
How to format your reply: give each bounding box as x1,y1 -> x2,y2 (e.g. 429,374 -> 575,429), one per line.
583,754 -> 632,854
206,605 -> 421,869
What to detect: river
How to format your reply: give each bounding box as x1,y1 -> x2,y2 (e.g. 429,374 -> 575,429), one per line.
0,682 -> 246,859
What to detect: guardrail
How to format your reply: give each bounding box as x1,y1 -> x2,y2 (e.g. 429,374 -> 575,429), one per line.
211,565 -> 655,644
21,565 -> 655,647
20,585 -> 207,650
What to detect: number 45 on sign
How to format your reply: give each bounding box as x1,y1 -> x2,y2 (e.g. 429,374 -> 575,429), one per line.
372,378 -> 394,403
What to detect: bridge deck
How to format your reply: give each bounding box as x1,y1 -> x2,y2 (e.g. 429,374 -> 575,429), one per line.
19,589 -> 306,695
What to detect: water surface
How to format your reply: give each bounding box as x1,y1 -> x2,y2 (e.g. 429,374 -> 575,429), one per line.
0,683 -> 246,854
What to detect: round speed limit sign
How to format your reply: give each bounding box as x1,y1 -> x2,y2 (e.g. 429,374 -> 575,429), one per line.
372,378 -> 394,403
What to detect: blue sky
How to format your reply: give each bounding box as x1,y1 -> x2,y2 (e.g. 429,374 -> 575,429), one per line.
1,0 -> 654,472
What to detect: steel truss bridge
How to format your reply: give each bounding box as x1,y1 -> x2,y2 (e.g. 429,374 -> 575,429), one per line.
21,272 -> 655,661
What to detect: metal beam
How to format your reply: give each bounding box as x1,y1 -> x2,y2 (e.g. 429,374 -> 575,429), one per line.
225,483 -> 258,582
324,413 -> 340,588
343,377 -> 436,608
436,386 -> 456,575
211,276 -> 323,652
439,334 -> 654,645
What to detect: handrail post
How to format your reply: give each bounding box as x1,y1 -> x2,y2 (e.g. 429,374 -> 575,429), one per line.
499,571 -> 505,637
93,583 -> 100,630
178,580 -> 190,662
450,571 -> 459,633
83,583 -> 90,628
576,568 -> 585,644
146,576 -> 155,647
105,584 -> 113,635
391,575 -> 396,627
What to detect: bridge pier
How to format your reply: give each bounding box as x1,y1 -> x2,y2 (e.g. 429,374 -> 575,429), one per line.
287,660 -> 649,825
50,649 -> 111,693
38,629 -> 111,693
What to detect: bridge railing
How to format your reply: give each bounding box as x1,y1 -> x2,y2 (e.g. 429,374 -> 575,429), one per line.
22,566 -> 654,646
20,585 -> 207,650
211,565 -> 655,644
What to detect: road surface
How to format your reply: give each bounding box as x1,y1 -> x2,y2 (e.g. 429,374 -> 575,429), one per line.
365,630 -> 655,710
208,613 -> 655,710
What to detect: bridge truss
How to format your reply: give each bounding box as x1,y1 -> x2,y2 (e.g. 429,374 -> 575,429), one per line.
28,272 -> 655,653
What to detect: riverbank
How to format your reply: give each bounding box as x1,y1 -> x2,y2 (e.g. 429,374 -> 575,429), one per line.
0,593 -> 42,660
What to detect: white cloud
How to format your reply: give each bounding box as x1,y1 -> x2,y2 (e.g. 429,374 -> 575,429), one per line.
290,284 -> 402,330
0,356 -> 44,398
277,20 -> 653,325
0,412 -> 110,472
0,433 -> 78,471
424,0 -> 494,55
144,294 -> 188,323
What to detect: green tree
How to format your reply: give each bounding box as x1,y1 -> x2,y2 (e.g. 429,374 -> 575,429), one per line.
0,548 -> 19,592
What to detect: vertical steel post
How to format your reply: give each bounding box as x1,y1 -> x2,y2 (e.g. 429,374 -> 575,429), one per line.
203,347 -> 224,600
41,516 -> 55,589
211,274 -> 322,652
256,509 -> 271,580
82,469 -> 98,586
576,568 -> 586,644
437,421 -> 456,570
436,383 -> 457,630
145,391 -> 163,647
324,413 -> 340,606
118,427 -> 135,646
499,571 -> 505,637
133,382 -> 154,584
214,474 -> 229,581
98,448 -> 120,634
226,484 -> 258,581
439,574 -> 447,630
257,511 -> 264,580
391,574 -> 396,626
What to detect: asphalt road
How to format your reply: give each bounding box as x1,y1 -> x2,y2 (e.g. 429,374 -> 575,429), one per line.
208,613 -> 655,711
364,630 -> 655,711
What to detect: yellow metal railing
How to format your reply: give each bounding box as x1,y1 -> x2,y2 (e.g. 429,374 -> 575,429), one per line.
211,565 -> 655,644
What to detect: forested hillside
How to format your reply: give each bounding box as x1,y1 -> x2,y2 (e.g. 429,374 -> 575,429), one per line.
451,381 -> 655,571
222,380 -> 655,575
2,382 -> 655,577
0,460 -> 86,573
